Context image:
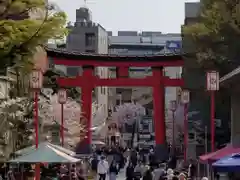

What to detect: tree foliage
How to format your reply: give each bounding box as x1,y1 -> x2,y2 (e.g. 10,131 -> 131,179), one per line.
0,0 -> 67,70
113,103 -> 145,126
39,88 -> 85,146
183,0 -> 240,71
0,88 -> 87,159
113,103 -> 145,147
43,68 -> 81,100
0,97 -> 33,160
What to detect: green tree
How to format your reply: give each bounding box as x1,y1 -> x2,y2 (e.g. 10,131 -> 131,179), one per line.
0,0 -> 67,70
43,68 -> 81,100
0,98 -> 33,160
183,0 -> 240,72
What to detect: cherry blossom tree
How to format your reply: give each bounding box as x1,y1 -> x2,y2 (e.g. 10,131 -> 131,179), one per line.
113,102 -> 145,126
39,88 -> 86,146
0,87 -> 99,158
112,103 -> 145,147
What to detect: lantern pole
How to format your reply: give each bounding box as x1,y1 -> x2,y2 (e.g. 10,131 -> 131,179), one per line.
206,71 -> 219,152
211,90 -> 215,151
30,69 -> 43,180
170,100 -> 177,154
58,89 -> 67,147
181,89 -> 190,163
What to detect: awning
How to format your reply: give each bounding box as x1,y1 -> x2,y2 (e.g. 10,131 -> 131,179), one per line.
9,142 -> 80,163
213,153 -> 240,172
199,145 -> 240,163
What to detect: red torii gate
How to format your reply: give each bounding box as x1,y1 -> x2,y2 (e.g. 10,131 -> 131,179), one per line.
47,49 -> 184,161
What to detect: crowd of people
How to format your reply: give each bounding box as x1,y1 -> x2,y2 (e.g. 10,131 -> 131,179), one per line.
0,145 -> 209,180
91,145 -> 199,180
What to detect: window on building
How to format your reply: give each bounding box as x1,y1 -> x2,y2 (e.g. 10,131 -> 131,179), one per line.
85,33 -> 96,46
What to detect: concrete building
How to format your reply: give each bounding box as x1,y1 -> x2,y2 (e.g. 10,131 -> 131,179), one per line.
49,7 -> 110,131
66,8 -> 110,120
108,31 -> 182,109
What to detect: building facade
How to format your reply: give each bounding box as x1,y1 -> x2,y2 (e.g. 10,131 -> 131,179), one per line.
49,7 -> 110,128
66,7 -> 110,119
108,31 -> 182,109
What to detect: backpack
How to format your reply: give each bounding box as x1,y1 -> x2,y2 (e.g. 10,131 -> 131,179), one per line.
91,159 -> 98,171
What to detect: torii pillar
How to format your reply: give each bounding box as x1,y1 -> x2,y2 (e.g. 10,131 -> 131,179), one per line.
152,67 -> 168,161
75,66 -> 94,154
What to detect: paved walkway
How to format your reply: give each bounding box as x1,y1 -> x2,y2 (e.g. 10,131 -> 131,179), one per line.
117,168 -> 126,180
94,167 -> 126,180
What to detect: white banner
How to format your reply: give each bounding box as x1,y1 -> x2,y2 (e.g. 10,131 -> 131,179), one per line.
207,71 -> 219,91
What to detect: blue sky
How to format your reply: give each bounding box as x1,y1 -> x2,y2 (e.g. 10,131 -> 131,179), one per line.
53,0 -> 199,34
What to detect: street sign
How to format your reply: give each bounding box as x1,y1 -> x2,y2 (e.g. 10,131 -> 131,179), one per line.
166,41 -> 182,50
181,90 -> 190,104
207,71 -> 219,91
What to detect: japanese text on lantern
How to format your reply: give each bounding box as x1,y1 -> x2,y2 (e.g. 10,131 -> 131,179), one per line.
58,89 -> 67,104
207,71 -> 219,91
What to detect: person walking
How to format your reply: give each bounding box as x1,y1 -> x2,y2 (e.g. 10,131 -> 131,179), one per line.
97,156 -> 109,180
188,159 -> 196,180
133,162 -> 143,180
109,161 -> 118,180
152,164 -> 166,180
142,169 -> 153,180
126,162 -> 134,180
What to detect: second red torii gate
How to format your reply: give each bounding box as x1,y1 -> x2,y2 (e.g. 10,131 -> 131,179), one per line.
46,48 -> 184,161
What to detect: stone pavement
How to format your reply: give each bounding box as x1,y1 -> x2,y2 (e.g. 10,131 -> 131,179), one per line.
93,167 -> 126,180
116,168 -> 126,180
